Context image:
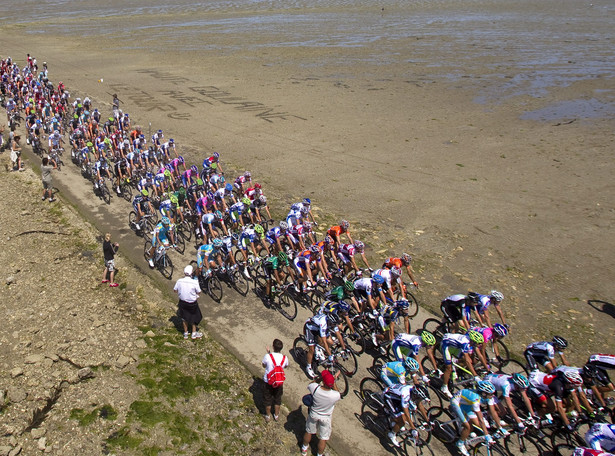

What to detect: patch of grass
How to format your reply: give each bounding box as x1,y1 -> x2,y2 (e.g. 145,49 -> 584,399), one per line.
70,404 -> 118,425
128,400 -> 172,427
141,446 -> 162,456
197,449 -> 223,456
99,404 -> 118,421
106,426 -> 143,450
168,414 -> 200,444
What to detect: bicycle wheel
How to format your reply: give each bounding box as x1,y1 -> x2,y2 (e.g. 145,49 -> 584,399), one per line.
402,436 -> 435,456
342,326 -> 365,356
101,183 -> 111,205
422,318 -> 447,340
277,291 -> 298,321
472,442 -> 507,456
159,253 -> 174,280
120,183 -> 132,202
231,269 -> 250,296
291,337 -> 311,372
550,428 -> 584,449
252,273 -> 268,300
430,407 -> 459,444
207,275 -> 223,302
335,347 -> 358,377
334,368 -> 349,398
129,211 -> 138,231
551,443 -> 576,456
143,241 -> 151,263
174,233 -> 186,255
309,289 -> 327,313
496,358 -> 528,377
234,249 -> 246,268
424,384 -> 444,415
504,433 -> 551,456
359,377 -> 385,407
179,219 -> 193,242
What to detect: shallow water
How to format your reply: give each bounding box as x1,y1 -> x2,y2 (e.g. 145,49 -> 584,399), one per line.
3,0 -> 615,120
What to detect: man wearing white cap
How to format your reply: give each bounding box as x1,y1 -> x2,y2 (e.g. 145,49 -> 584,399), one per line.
174,265 -> 203,339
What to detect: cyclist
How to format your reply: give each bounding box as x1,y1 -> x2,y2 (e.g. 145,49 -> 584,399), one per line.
146,217 -> 176,268
325,280 -> 360,314
587,354 -> 615,403
294,245 -> 328,291
372,302 -> 400,352
584,423 -> 615,453
320,301 -> 352,351
484,372 -> 536,430
238,224 -> 262,267
440,292 -> 480,332
262,252 -> 287,303
302,313 -> 338,379
573,448 -> 615,456
353,274 -> 386,312
382,252 -> 419,289
524,336 -> 569,371
470,290 -> 507,328
391,331 -> 439,382
528,368 -> 584,430
382,382 -> 421,448
468,323 -> 508,369
327,220 -> 353,251
381,358 -> 420,387
131,191 -> 153,228
337,241 -> 372,277
451,381 -> 497,456
196,238 -> 216,277
440,330 -> 490,399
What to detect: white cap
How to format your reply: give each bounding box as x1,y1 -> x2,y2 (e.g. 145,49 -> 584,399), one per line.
184,265 -> 193,276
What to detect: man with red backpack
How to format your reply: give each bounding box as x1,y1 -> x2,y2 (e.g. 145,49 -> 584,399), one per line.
262,338 -> 289,422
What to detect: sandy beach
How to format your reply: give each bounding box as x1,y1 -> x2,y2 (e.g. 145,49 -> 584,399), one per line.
1,0 -> 614,452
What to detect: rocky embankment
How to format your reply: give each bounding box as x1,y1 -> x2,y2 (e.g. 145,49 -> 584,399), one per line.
0,154 -> 314,455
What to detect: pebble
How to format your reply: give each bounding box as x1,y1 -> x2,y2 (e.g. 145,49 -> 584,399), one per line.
10,368 -> 23,378
31,428 -> 46,439
145,330 -> 155,337
25,354 -> 44,364
5,276 -> 15,285
115,355 -> 132,369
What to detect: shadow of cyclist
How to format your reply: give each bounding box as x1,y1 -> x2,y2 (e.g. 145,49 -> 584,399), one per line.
587,299 -> 615,319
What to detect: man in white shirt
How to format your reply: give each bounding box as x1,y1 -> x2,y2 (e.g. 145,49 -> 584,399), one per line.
301,370 -> 341,456
173,265 -> 203,339
261,339 -> 289,422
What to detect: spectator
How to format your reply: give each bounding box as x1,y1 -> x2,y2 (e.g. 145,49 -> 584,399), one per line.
101,233 -> 119,287
174,265 -> 203,340
41,156 -> 57,202
10,134 -> 23,171
261,339 -> 289,422
301,370 -> 341,456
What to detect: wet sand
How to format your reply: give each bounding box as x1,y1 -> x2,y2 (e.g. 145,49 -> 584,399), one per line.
2,0 -> 614,365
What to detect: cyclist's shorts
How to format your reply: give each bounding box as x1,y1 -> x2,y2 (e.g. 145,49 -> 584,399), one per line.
152,236 -> 169,248
303,325 -> 320,346
202,213 -> 215,224
440,302 -> 463,323
294,258 -> 307,271
337,252 -> 351,265
392,341 -> 420,359
441,342 -> 462,366
265,256 -> 279,270
450,400 -> 476,423
240,236 -> 253,250
197,254 -> 212,269
524,349 -> 551,369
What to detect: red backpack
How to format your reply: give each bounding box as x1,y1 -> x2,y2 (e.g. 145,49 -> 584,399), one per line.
266,354 -> 286,388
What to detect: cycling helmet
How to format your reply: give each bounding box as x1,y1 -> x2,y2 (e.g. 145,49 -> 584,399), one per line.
213,151 -> 219,159
254,183 -> 262,189
303,198 -> 311,205
254,224 -> 264,234
277,251 -> 288,262
340,219 -> 350,230
387,363 -> 407,384
344,280 -> 354,292
303,221 -> 312,230
219,176 -> 225,184
563,370 -> 583,386
490,290 -> 504,302
337,301 -> 351,314
225,183 -> 233,192
202,158 -> 210,168
241,196 -> 251,205
177,156 -> 185,164
164,169 -> 172,178
170,195 -> 178,204
309,244 -> 320,254
279,221 -> 289,231
411,384 -> 429,401
161,217 -> 170,226
477,380 -> 496,395
178,187 -> 187,196
401,253 -> 412,264
140,189 -> 149,197
244,171 -> 251,179
467,330 -> 484,345
210,162 -> 218,170
390,266 -> 402,278
493,323 -> 508,338
259,195 -> 267,204
157,129 -> 162,134
372,274 -> 385,284
324,235 -> 334,245
467,292 -> 480,303
212,238 -> 223,248
404,358 -> 420,373
552,336 -> 568,350
511,373 -> 529,389
190,165 -> 198,173
354,240 -> 365,253
420,331 -> 437,346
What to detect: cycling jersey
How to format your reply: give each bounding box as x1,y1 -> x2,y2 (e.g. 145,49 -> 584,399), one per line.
353,277 -> 376,296
525,341 -> 558,369
304,314 -> 328,345
474,294 -> 494,314
589,354 -> 615,371
484,373 -> 514,398
440,294 -> 467,323
528,370 -> 571,402
392,333 -> 422,360
383,384 -> 416,417
381,361 -> 408,387
325,286 -> 351,303
265,226 -> 282,245
441,333 -> 472,365
573,448 -> 615,456
327,225 -> 345,238
196,244 -> 214,268
373,268 -> 397,290
383,257 -> 406,269
469,325 -> 493,343
152,223 -> 171,247
451,388 -> 494,423
585,423 -> 615,452
239,227 -> 256,250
